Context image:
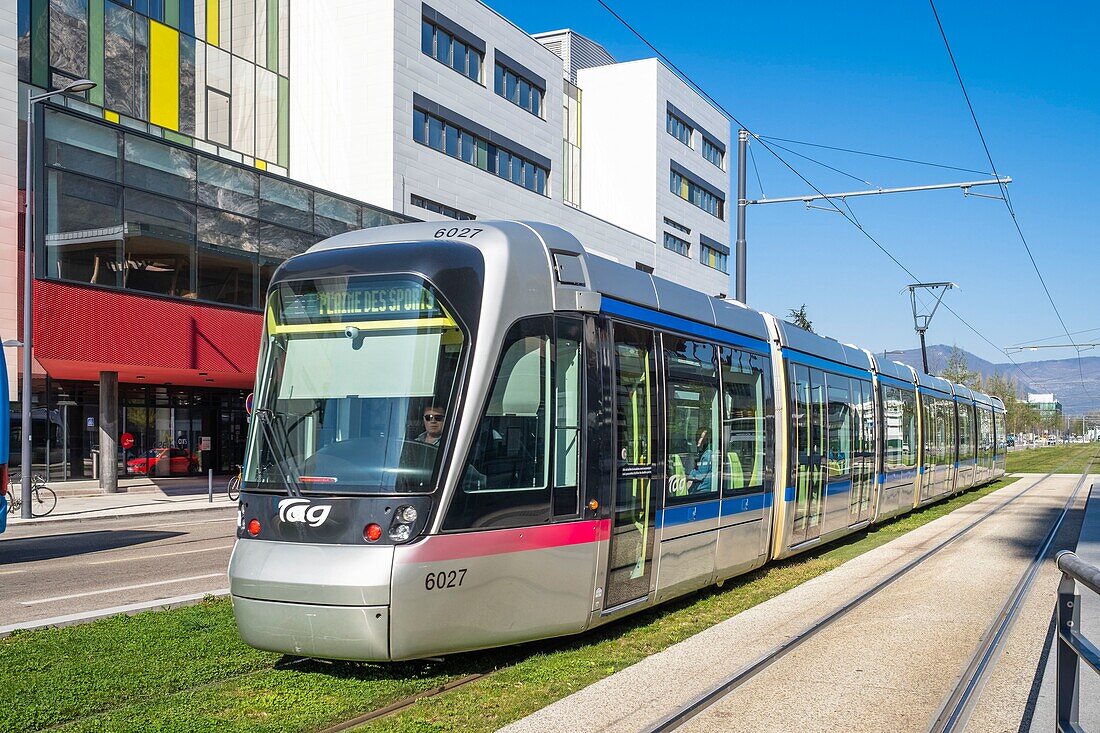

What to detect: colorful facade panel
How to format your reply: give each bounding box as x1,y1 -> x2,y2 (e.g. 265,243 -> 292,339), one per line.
19,0 -> 290,170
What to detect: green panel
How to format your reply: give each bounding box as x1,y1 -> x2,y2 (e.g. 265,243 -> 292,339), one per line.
89,0 -> 105,106
165,0 -> 180,28
163,129 -> 193,146
266,0 -> 278,71
31,0 -> 48,87
277,75 -> 289,167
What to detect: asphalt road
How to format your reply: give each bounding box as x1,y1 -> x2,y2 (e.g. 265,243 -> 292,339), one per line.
0,508 -> 238,629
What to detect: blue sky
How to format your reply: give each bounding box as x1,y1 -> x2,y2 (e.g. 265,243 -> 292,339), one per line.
489,0 -> 1100,366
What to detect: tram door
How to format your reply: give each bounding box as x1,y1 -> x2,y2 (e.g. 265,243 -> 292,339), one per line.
791,366 -> 826,546
604,324 -> 659,610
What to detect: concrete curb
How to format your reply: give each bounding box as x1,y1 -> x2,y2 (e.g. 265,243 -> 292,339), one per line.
0,588 -> 232,637
6,499 -> 237,527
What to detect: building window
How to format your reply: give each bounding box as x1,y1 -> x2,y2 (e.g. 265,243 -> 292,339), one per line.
635,262 -> 653,274
701,243 -> 728,273
671,169 -> 723,218
702,137 -> 724,169
663,232 -> 690,257
421,17 -> 483,84
667,112 -> 692,148
494,63 -> 543,117
411,194 -> 475,220
663,217 -> 690,235
412,107 -> 549,196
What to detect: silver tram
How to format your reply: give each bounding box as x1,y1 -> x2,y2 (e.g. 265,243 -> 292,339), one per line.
228,221 -> 1007,661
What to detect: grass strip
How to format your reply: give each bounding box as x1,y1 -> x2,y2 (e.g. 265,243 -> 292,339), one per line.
3,445 -> 1093,733
1005,442 -> 1099,474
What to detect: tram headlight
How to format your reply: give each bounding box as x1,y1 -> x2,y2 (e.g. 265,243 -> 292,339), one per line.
389,523 -> 412,543
396,505 -> 418,524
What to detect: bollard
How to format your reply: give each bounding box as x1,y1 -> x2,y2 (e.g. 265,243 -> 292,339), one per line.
208,469 -> 213,503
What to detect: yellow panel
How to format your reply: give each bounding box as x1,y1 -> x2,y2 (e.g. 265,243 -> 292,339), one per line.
255,160 -> 267,170
207,0 -> 219,46
149,21 -> 180,130
104,109 -> 120,123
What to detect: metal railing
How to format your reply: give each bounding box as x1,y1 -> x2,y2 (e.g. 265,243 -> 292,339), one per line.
1055,550 -> 1100,732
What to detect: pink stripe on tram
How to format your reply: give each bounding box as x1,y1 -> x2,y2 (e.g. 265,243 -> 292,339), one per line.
399,519 -> 610,564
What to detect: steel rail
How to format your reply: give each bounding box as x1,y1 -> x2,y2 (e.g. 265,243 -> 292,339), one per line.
315,672 -> 489,733
644,464 -> 1082,733
928,463 -> 1096,733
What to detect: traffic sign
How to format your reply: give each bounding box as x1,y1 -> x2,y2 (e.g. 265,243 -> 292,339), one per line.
120,432 -> 135,450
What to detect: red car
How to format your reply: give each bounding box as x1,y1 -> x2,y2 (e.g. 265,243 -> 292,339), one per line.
127,448 -> 198,475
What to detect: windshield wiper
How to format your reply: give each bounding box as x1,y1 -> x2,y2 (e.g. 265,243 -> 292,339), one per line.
254,407 -> 302,497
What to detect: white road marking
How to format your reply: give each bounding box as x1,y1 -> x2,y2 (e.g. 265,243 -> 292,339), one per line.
136,517 -> 237,529
0,569 -> 27,576
1,588 -> 231,636
87,544 -> 235,565
21,573 -> 225,605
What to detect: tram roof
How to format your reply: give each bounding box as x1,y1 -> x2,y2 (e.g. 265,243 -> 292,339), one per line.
875,358 -> 918,385
770,319 -> 874,373
916,371 -> 954,394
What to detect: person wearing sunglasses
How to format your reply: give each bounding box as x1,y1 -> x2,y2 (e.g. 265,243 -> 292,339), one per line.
415,406 -> 446,447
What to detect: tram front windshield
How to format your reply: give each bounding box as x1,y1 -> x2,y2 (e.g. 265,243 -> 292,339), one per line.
245,275 -> 465,494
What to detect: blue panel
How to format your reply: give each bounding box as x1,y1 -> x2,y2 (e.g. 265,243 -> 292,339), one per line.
601,298 -> 770,354
782,349 -> 872,380
825,480 -> 851,496
720,491 -> 770,517
179,0 -> 195,34
784,486 -> 796,502
659,498 -> 721,528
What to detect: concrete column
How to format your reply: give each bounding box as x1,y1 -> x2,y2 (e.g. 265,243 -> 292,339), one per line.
99,371 -> 118,493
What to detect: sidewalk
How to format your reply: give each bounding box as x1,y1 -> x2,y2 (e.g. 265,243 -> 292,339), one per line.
5,476 -> 238,526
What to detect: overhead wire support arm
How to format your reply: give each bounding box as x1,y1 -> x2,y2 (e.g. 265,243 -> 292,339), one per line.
747,177 -> 1011,205
909,281 -> 958,374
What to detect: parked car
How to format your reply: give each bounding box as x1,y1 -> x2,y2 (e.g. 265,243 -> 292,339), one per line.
127,448 -> 198,475
1006,435 -> 1015,448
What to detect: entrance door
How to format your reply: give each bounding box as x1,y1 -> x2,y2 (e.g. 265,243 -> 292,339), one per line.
604,323 -> 659,610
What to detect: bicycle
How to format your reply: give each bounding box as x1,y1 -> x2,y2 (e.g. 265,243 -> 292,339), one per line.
7,474 -> 58,517
226,465 -> 242,501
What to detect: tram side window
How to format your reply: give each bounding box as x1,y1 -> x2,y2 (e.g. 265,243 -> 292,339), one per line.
958,404 -> 974,461
664,336 -> 719,502
900,388 -> 918,468
721,347 -> 770,494
444,317 -> 552,530
882,385 -> 903,471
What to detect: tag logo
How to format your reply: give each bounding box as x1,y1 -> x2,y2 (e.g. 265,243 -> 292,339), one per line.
278,498 -> 332,527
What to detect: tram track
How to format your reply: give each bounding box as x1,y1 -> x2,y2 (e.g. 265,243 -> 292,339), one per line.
927,460 -> 1096,733
643,462 -> 1091,733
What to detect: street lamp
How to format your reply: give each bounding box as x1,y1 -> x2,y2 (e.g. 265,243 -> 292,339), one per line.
19,78 -> 96,519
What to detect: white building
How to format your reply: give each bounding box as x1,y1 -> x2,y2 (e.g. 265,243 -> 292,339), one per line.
290,1 -> 732,294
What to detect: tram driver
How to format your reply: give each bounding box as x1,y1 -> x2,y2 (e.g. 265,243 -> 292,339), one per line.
415,405 -> 446,447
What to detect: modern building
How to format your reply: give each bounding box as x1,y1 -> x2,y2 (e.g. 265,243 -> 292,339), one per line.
5,0 -> 733,483
1027,393 -> 1063,425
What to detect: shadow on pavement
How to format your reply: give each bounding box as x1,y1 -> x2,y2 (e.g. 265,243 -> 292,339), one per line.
0,529 -> 185,564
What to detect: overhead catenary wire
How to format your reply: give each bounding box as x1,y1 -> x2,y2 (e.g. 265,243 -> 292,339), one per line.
928,0 -> 1092,399
593,0 -> 1047,391
747,142 -> 766,199
756,134 -> 995,177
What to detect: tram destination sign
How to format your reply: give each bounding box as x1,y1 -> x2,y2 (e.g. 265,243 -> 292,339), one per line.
277,278 -> 444,324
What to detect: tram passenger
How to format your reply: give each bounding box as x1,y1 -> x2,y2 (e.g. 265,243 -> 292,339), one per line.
415,406 -> 446,447
688,429 -> 713,494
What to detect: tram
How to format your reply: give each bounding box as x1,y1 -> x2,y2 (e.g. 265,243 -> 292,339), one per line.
228,221 -> 1006,660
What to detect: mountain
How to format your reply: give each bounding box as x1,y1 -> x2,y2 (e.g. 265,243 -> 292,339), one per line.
884,345 -> 1100,414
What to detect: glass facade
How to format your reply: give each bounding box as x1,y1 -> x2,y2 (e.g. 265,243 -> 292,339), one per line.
39,107 -> 411,310
20,0 -> 291,169
11,377 -> 249,481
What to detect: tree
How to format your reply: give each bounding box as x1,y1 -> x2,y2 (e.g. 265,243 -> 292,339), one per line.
787,304 -> 814,333
982,371 -> 1036,435
940,344 -> 981,388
